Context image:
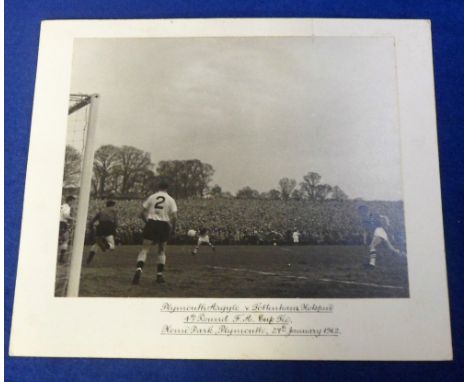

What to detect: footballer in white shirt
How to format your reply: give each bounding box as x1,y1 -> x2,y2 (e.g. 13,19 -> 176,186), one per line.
358,205 -> 402,268
292,230 -> 300,244
132,181 -> 177,285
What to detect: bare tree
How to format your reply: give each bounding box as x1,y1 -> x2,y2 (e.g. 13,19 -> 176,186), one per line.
93,145 -> 120,197
117,146 -> 153,195
278,178 -> 297,200
316,184 -> 333,201
300,172 -> 322,201
132,168 -> 158,196
156,159 -> 214,198
291,189 -> 304,201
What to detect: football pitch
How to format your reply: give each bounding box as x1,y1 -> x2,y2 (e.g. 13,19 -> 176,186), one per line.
59,245 -> 410,298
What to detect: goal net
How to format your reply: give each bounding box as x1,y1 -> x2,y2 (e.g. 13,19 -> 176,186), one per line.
55,94 -> 99,297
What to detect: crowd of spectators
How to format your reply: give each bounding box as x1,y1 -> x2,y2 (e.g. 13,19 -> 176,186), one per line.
86,198 -> 406,246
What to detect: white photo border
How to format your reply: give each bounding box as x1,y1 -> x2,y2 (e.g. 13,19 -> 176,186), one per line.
9,18 -> 451,360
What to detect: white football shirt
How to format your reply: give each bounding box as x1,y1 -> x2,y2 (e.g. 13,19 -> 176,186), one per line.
142,191 -> 177,222
60,203 -> 71,222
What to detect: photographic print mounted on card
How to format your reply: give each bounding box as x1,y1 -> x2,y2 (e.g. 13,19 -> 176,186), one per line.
10,19 -> 451,360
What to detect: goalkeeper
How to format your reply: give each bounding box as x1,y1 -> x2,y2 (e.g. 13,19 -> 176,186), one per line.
86,200 -> 118,265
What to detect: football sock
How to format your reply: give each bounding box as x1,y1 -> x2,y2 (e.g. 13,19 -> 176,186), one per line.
59,250 -> 66,264
137,248 -> 148,263
369,251 -> 377,266
157,254 -> 166,275
132,261 -> 144,285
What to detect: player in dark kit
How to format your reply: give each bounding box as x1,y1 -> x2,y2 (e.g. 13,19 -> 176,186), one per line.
132,181 -> 178,284
86,200 -> 118,265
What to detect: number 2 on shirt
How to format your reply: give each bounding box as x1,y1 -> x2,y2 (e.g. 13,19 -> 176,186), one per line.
154,196 -> 165,209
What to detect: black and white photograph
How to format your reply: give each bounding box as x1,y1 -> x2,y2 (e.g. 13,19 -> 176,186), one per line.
9,19 -> 453,361
57,36 -> 408,298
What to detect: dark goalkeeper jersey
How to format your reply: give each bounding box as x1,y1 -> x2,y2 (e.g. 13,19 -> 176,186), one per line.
97,207 -> 118,225
93,207 -> 118,236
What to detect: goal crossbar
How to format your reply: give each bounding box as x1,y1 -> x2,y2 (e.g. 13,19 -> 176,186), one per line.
68,94 -> 93,115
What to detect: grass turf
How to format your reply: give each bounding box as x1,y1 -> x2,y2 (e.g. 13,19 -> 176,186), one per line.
56,244 -> 409,298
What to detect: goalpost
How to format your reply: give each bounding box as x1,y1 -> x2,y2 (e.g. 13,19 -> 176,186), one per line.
62,94 -> 100,297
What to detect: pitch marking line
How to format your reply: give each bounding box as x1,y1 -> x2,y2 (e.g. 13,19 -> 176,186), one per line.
316,278 -> 404,290
208,266 -> 307,280
208,266 -> 404,290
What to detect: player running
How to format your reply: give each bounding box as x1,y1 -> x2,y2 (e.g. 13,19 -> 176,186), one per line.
58,195 -> 75,264
191,227 -> 216,255
358,205 -> 402,268
86,200 -> 118,265
132,181 -> 177,285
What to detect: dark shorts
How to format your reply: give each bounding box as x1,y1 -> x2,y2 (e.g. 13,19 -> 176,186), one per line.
59,222 -> 70,244
96,221 -> 116,237
142,220 -> 171,244
59,221 -> 69,236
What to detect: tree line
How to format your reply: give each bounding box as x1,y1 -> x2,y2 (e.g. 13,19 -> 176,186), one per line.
63,144 -> 348,201
231,174 -> 347,201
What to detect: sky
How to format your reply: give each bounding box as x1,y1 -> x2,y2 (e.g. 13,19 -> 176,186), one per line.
70,37 -> 402,200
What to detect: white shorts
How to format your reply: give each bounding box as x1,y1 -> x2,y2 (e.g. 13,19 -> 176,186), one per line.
373,227 -> 389,242
105,235 -> 115,250
198,235 -> 210,245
